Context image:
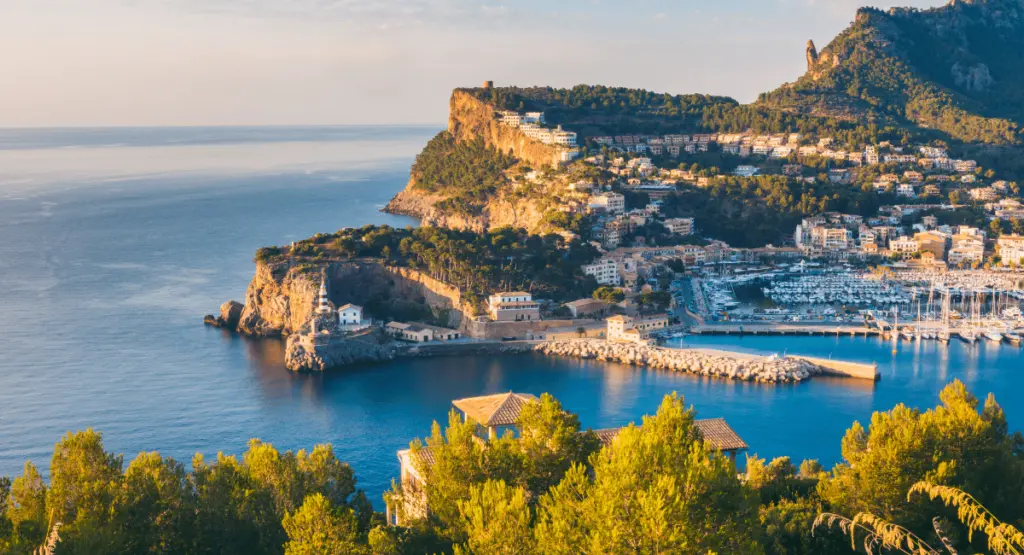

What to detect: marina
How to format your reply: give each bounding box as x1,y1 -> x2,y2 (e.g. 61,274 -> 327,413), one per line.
683,267 -> 1024,349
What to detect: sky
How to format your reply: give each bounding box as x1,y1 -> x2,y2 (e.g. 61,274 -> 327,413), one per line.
0,0 -> 945,127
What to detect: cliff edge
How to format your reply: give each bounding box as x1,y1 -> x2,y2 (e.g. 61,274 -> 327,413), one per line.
384,90 -> 573,233
228,258 -> 465,337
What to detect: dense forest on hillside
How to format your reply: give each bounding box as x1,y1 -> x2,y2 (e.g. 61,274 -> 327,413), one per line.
761,4 -> 1024,145
409,133 -> 517,217
466,85 -> 920,148
259,225 -> 601,306
3,382 -> 1023,554
470,0 -> 1024,149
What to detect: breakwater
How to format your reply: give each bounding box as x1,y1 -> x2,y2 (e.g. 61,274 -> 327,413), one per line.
537,339 -> 878,383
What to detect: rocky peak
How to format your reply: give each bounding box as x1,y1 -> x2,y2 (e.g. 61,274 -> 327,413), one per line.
805,40 -> 819,71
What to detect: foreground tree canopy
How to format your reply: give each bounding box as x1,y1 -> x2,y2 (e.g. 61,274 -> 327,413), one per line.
2,381 -> 1022,554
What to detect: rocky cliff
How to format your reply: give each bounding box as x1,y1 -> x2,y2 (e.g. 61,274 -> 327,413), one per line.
384,90 -> 571,233
385,183 -> 550,233
233,259 -> 465,337
285,334 -> 395,372
446,90 -> 570,169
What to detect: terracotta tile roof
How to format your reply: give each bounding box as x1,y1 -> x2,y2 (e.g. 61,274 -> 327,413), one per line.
411,447 -> 436,469
592,428 -> 622,446
694,418 -> 748,451
592,418 -> 748,452
452,392 -> 539,427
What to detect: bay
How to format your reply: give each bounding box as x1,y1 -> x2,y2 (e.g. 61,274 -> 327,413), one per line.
0,126 -> 1021,507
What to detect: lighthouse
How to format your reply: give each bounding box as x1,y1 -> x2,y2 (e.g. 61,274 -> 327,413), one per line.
316,274 -> 333,316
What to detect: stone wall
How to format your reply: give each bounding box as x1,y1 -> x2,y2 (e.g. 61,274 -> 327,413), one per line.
466,318 -> 584,340
383,266 -> 465,322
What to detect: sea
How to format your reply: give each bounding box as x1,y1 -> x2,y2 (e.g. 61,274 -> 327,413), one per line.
0,126 -> 1021,507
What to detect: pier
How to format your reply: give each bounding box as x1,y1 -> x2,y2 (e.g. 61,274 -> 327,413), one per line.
690,323 -> 879,337
538,339 -> 881,383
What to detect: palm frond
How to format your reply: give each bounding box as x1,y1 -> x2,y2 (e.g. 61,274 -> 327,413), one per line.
909,482 -> 1024,555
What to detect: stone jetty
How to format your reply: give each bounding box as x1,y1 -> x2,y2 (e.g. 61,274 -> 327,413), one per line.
536,339 -> 822,383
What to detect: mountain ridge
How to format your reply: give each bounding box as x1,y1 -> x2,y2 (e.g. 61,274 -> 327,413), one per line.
760,0 -> 1024,144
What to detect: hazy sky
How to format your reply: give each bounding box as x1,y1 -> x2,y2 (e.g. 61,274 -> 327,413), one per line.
1,0 -> 944,127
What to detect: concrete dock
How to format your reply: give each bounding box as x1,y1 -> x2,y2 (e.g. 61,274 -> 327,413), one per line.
691,323 -> 879,337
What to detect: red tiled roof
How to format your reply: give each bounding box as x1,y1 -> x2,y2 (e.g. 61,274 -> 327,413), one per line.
592,418 -> 748,452
452,392 -> 539,427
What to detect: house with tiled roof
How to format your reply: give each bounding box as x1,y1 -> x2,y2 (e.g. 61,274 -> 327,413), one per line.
389,393 -> 747,525
453,392 -> 539,439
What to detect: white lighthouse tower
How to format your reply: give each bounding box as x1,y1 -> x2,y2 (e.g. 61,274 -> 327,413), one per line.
316,273 -> 333,316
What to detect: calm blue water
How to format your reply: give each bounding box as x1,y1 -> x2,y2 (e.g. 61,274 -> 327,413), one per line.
0,127 -> 1021,507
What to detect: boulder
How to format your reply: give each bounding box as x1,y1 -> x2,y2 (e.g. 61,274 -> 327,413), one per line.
220,300 -> 244,329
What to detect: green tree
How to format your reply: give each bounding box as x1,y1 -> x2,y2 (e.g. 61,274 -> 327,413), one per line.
514,394 -> 600,498
639,291 -> 672,311
4,462 -> 47,549
818,380 -> 1024,535
991,218 -> 1005,238
114,452 -> 195,554
191,452 -> 279,555
455,480 -> 535,555
535,394 -> 764,554
46,429 -> 125,552
405,412 -> 486,538
760,497 -> 848,555
592,287 -> 625,304
282,493 -> 366,555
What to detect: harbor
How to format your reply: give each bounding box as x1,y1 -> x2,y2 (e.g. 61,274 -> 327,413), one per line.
679,266 -> 1024,348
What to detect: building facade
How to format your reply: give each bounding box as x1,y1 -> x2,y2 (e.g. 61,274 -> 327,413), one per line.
487,292 -> 541,322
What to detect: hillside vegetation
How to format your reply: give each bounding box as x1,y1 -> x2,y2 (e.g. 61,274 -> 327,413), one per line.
468,85 -> 917,146
3,382 -> 1023,554
262,225 -> 601,307
761,1 -> 1024,145
410,133 -> 517,218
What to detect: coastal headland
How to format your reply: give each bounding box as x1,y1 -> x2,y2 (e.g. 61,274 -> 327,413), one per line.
211,41 -> 1024,379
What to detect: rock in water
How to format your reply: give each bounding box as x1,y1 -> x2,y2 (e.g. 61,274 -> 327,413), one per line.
220,300 -> 244,329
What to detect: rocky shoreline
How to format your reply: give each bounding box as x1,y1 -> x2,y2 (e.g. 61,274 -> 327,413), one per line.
536,340 -> 821,383
285,335 -> 396,372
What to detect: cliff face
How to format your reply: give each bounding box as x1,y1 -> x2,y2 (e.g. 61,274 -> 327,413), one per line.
446,90 -> 569,169
285,334 -> 395,372
237,261 -> 317,336
235,259 -> 465,337
384,90 -> 569,233
386,182 -> 549,233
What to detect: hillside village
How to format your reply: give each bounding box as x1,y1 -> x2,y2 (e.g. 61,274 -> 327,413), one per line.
487,105 -> 1024,271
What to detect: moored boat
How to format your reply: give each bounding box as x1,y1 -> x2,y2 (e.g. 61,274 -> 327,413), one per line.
985,329 -> 1004,343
